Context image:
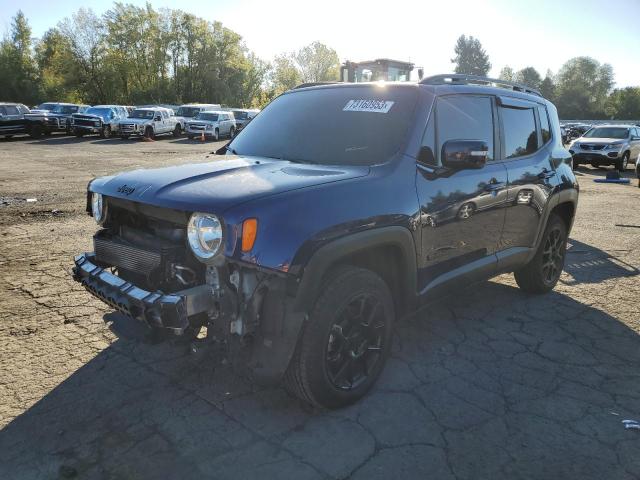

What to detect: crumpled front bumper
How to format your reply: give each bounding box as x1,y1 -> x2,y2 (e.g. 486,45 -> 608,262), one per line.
72,253 -> 215,334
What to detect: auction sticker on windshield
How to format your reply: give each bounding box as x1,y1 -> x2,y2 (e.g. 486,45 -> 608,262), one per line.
343,99 -> 394,113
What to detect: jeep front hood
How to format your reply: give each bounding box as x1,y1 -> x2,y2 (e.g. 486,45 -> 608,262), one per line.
90,155 -> 370,213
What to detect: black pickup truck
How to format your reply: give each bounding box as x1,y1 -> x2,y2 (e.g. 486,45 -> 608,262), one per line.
26,102 -> 90,136
0,102 -> 89,138
0,102 -> 31,138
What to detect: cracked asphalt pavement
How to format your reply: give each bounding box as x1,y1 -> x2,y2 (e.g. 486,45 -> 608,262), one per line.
1,136 -> 639,479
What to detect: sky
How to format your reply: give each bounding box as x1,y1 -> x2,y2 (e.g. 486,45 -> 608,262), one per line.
1,0 -> 638,87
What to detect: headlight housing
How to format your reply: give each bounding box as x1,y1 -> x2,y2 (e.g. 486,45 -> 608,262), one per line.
188,213 -> 223,261
91,192 -> 107,225
605,142 -> 623,150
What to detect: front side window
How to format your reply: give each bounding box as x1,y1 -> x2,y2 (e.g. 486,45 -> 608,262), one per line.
501,107 -> 538,159
229,85 -> 418,166
436,95 -> 494,163
5,105 -> 19,115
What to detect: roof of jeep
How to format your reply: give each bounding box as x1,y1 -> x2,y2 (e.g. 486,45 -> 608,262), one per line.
289,81 -> 547,105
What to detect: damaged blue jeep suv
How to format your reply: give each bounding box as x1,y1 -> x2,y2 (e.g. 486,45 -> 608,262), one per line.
73,74 -> 578,408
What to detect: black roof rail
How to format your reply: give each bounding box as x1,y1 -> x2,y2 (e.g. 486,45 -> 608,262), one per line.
420,74 -> 542,97
293,81 -> 340,89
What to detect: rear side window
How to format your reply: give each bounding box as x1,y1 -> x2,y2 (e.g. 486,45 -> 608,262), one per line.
501,107 -> 538,158
538,106 -> 551,144
435,95 -> 494,163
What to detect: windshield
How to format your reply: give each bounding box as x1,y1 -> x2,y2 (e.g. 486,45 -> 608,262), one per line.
232,110 -> 249,120
177,107 -> 200,117
583,127 -> 629,139
52,105 -> 78,114
85,107 -> 113,117
129,109 -> 156,119
36,103 -> 57,111
195,112 -> 219,121
228,86 -> 417,165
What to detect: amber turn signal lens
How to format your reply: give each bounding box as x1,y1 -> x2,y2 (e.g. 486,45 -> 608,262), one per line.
241,218 -> 258,252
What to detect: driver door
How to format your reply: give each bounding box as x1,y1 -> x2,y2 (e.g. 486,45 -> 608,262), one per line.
416,94 -> 508,295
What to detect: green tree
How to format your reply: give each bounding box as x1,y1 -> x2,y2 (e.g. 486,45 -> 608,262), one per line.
498,66 -> 515,82
554,56 -> 614,119
539,70 -> 555,100
451,35 -> 491,76
515,66 -> 541,89
605,87 -> 640,120
294,41 -> 339,83
270,54 -> 302,94
0,11 -> 40,104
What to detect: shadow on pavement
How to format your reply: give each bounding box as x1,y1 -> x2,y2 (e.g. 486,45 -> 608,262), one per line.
563,238 -> 639,286
2,280 -> 640,479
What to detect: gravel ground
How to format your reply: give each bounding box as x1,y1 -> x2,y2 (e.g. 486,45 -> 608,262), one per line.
1,135 -> 639,479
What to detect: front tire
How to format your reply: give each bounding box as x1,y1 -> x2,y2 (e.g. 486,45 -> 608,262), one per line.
284,266 -> 394,409
144,126 -> 154,140
514,214 -> 567,294
100,125 -> 112,139
29,125 -> 42,138
173,124 -> 182,138
229,126 -> 235,139
617,152 -> 629,172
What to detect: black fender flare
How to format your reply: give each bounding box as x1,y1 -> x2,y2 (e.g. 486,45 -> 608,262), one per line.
525,189 -> 578,264
293,226 -> 418,313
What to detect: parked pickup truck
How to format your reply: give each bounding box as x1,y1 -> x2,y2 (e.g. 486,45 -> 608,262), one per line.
0,102 -> 31,138
71,105 -> 129,138
118,107 -> 184,139
25,103 -> 90,137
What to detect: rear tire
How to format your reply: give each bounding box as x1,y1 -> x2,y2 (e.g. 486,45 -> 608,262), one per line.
229,126 -> 235,139
514,214 -> 568,294
120,135 -> 130,140
74,130 -> 84,138
284,266 -> 394,409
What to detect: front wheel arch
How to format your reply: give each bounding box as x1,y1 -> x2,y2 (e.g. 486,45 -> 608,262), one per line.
293,227 -> 417,317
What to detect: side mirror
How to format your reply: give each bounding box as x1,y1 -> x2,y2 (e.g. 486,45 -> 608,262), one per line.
155,115 -> 162,121
441,140 -> 489,170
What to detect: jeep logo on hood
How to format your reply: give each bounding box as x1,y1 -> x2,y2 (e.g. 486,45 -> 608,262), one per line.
117,184 -> 136,196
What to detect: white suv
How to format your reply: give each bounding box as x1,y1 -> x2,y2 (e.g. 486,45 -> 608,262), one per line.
118,107 -> 183,139
185,111 -> 236,141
